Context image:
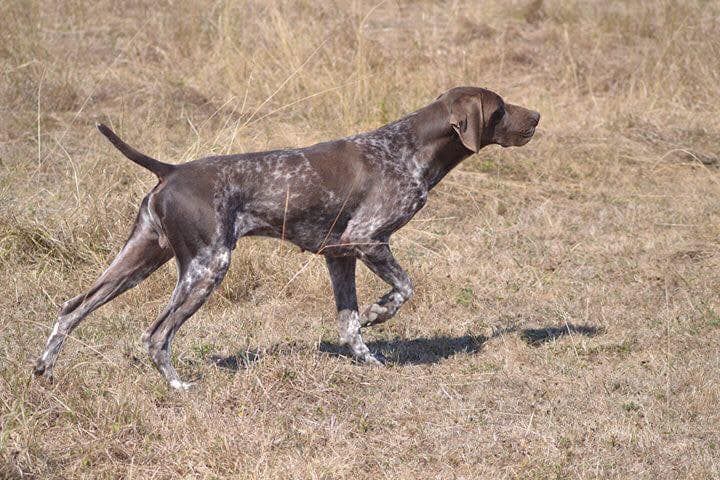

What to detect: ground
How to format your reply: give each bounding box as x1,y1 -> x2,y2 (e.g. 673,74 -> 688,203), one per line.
1,0 -> 719,478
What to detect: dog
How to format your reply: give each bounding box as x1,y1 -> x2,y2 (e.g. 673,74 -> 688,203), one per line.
34,86 -> 539,389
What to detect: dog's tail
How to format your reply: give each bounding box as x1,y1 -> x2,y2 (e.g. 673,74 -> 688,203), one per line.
96,123 -> 175,179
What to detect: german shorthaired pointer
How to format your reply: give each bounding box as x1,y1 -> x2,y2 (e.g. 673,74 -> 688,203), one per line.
34,86 -> 539,389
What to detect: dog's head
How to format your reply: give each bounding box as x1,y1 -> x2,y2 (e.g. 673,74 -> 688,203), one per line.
440,86 -> 540,152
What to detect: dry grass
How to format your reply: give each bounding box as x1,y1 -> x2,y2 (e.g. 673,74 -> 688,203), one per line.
2,0 -> 720,478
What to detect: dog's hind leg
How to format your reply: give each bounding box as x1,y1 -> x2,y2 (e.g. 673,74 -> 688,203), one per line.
142,244 -> 231,390
140,189 -> 255,389
325,255 -> 385,365
34,201 -> 173,381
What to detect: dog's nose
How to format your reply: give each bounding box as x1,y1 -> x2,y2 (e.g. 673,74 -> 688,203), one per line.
529,110 -> 540,126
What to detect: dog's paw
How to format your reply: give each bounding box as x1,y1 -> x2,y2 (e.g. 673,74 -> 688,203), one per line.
32,359 -> 54,383
361,303 -> 389,326
361,351 -> 387,366
169,379 -> 194,391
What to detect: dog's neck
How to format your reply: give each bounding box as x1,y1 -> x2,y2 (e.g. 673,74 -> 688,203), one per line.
409,101 -> 474,189
356,101 -> 475,189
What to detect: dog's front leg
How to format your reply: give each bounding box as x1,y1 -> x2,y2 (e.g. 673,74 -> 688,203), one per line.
357,243 -> 413,327
324,255 -> 385,365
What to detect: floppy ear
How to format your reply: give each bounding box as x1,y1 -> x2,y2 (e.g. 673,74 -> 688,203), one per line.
449,95 -> 484,153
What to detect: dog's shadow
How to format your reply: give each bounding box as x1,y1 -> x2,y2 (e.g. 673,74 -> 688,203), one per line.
208,323 -> 601,370
520,324 -> 601,346
319,334 -> 490,365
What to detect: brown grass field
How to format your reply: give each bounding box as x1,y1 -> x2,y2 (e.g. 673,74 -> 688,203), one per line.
2,0 -> 720,478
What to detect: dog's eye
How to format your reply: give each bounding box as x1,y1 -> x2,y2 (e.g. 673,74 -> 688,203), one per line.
489,105 -> 505,127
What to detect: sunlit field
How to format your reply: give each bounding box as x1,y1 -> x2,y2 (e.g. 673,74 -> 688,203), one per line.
2,1 -> 719,478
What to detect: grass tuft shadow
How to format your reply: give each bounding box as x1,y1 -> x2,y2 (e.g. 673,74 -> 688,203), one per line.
208,341 -> 312,371
208,349 -> 262,371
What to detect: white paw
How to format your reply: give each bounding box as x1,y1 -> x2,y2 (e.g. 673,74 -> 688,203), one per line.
169,379 -> 194,391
